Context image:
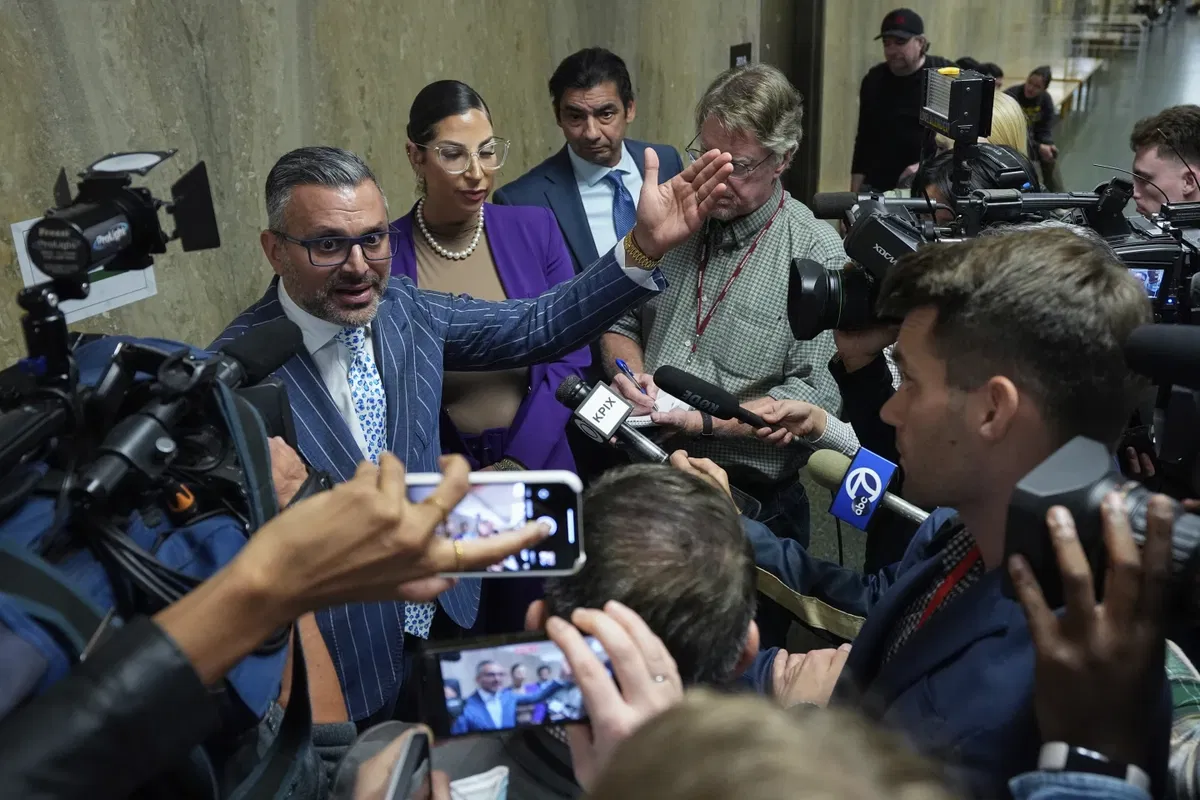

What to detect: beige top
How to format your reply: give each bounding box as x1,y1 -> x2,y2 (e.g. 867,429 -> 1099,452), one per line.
414,219 -> 529,437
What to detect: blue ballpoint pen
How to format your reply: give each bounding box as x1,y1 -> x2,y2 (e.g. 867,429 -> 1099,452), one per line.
614,358 -> 649,395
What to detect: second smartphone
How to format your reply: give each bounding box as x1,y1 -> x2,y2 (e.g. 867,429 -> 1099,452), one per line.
406,470 -> 584,577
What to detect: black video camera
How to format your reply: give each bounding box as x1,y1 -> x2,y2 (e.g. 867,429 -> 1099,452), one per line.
1111,203 -> 1200,324
1003,435 -> 1200,620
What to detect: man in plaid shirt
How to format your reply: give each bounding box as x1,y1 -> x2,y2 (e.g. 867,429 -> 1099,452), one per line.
602,63 -> 851,548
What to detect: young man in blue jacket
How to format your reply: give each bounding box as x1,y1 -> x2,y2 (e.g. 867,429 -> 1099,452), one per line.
690,226 -> 1170,797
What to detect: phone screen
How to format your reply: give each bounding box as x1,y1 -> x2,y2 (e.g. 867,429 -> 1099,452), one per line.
1129,268 -> 1164,298
408,479 -> 581,574
428,635 -> 607,737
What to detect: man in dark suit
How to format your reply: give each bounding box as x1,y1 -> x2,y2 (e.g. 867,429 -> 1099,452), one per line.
211,144 -> 732,726
706,228 -> 1170,796
493,48 -> 684,480
493,47 -> 684,275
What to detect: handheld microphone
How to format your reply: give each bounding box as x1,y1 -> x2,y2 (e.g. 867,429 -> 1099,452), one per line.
555,375 -> 668,464
653,365 -> 769,428
806,449 -> 928,525
1124,323 -> 1200,391
216,318 -> 305,387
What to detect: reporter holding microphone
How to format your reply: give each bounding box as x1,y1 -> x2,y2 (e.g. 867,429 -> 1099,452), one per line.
675,227 -> 1171,797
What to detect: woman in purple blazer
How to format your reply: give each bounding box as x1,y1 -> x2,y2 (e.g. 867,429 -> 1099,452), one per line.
391,81 -> 589,632
391,80 -> 588,478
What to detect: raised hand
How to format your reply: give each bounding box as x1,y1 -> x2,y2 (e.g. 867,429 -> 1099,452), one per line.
631,148 -> 733,260
1007,492 -> 1173,771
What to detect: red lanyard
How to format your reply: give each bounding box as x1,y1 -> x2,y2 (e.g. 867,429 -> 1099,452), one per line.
917,545 -> 981,629
692,192 -> 786,353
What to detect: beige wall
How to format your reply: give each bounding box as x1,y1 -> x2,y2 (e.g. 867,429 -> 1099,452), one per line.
0,0 -> 757,364
817,0 -> 1079,193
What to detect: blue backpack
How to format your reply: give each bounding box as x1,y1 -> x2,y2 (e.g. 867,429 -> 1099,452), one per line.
0,335 -> 312,798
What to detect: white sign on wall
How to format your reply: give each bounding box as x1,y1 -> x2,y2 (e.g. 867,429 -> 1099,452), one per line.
11,217 -> 157,324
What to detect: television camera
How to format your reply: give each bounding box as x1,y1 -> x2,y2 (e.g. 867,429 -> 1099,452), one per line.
789,67 -> 1200,339
0,151 -> 299,619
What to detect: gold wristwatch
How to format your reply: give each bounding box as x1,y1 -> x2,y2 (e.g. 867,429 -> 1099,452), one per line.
623,231 -> 661,270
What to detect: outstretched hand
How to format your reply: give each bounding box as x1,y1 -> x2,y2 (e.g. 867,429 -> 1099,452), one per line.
631,148 -> 733,260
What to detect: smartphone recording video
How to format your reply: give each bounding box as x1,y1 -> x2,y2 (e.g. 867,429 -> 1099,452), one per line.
407,470 -> 584,577
421,632 -> 608,738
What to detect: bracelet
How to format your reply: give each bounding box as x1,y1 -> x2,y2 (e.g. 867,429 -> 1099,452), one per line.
701,412 -> 714,436
623,231 -> 661,270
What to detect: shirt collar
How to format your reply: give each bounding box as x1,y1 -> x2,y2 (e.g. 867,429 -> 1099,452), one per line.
478,688 -> 499,702
277,280 -> 371,354
567,142 -> 636,188
705,181 -> 785,252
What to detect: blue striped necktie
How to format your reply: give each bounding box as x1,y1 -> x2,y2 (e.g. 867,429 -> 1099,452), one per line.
604,170 -> 637,240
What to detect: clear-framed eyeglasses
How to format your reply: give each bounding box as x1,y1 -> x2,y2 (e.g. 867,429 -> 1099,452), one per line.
273,228 -> 401,268
414,139 -> 510,175
685,133 -> 774,179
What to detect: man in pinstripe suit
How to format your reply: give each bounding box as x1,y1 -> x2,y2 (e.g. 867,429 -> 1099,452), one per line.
212,145 -> 732,726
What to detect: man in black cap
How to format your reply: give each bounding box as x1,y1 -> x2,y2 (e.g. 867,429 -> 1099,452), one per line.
850,8 -> 953,193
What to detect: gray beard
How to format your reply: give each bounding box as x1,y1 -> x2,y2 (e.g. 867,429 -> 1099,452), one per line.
281,254 -> 387,327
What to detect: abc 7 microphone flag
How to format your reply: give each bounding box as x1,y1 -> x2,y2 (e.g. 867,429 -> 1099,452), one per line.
830,447 -> 900,531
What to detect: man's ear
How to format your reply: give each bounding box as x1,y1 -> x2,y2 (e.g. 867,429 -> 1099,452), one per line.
774,147 -> 796,176
977,375 -> 1021,443
734,621 -> 761,676
260,229 -> 285,278
625,99 -> 637,125
525,600 -> 547,632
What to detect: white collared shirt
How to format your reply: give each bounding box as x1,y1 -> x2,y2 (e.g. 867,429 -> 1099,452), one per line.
477,688 -> 504,729
567,142 -> 644,258
277,281 -> 376,459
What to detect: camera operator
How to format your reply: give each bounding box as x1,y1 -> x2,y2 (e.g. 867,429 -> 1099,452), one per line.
0,453 -> 547,799
722,227 -> 1170,796
1129,105 -> 1200,217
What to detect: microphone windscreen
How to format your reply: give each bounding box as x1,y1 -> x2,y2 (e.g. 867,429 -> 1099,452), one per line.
806,449 -> 853,491
218,318 -> 303,384
1124,324 -> 1200,390
653,365 -> 741,419
555,374 -> 586,409
810,192 -> 859,220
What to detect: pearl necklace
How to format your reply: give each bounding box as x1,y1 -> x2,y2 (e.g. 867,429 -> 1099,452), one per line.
416,198 -> 484,260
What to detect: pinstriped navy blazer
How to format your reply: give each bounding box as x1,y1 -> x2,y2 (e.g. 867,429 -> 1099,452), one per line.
212,247 -> 663,720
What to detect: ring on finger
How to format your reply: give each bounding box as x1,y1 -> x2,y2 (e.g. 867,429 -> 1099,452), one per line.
453,539 -> 464,572
653,674 -> 667,684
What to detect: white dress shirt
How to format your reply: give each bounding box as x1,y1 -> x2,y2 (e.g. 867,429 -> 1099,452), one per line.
478,688 -> 504,729
277,281 -> 375,459
568,142 -> 644,258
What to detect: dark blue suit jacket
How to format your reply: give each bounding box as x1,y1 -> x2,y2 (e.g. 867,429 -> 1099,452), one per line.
492,139 -> 684,274
211,250 -> 663,721
743,510 -> 1170,797
450,682 -> 565,735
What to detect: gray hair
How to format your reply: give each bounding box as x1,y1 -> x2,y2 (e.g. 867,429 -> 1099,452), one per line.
694,64 -> 804,158
264,146 -> 386,231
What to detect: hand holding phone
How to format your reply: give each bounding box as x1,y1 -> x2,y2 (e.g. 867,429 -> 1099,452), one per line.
546,601 -> 684,793
407,470 -> 585,577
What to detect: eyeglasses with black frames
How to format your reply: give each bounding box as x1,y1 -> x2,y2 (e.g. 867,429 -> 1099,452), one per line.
273,228 -> 401,268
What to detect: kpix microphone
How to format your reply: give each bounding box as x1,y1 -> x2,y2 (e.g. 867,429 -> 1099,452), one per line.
807,448 -> 928,527
556,375 -> 668,463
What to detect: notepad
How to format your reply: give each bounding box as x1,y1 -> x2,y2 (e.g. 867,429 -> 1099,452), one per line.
626,390 -> 694,428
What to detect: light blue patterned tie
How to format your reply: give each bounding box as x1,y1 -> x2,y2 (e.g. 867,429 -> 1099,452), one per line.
337,326 -> 436,639
604,170 -> 637,240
